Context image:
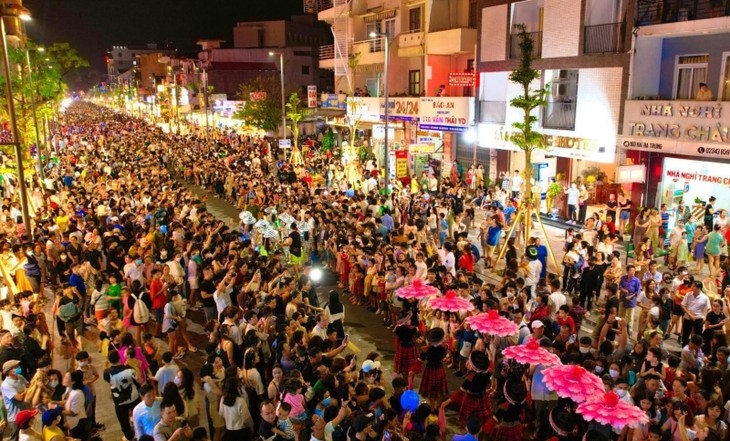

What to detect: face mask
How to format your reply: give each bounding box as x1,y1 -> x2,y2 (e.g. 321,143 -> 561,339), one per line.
173,377 -> 182,386
60,255 -> 67,261
14,367 -> 22,376
26,251 -> 32,256
595,366 -> 604,373
49,380 -> 59,388
506,291 -> 515,298
79,361 -> 87,368
609,369 -> 619,378
579,346 -> 590,354
615,389 -> 627,398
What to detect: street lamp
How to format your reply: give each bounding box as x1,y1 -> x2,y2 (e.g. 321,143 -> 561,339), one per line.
0,6 -> 32,236
269,51 -> 286,140
20,18 -> 44,180
369,31 -> 391,190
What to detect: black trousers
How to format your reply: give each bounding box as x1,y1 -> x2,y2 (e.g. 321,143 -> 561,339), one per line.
114,399 -> 139,440
681,317 -> 703,346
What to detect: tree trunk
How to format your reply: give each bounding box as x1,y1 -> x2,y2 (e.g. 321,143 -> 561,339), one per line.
524,147 -> 532,240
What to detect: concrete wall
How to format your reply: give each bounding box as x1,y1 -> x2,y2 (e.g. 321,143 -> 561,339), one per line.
480,4 -> 508,62
657,33 -> 730,99
542,0 -> 581,58
631,37 -> 663,98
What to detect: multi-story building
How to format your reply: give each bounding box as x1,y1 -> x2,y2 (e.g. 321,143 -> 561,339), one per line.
619,0 -> 730,209
475,0 -> 632,198
106,44 -> 175,82
313,0 -> 479,177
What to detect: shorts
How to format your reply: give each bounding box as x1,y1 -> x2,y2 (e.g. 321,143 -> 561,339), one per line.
188,276 -> 199,290
290,253 -> 303,265
672,304 -> 684,316
154,307 -> 164,322
620,211 -> 630,220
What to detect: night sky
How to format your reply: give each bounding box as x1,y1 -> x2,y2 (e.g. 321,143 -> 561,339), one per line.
24,0 -> 303,71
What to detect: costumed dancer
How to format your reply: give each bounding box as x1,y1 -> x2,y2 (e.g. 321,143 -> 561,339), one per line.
548,402 -> 581,441
419,327 -> 449,410
438,350 -> 493,426
491,377 -> 527,441
394,311 -> 421,388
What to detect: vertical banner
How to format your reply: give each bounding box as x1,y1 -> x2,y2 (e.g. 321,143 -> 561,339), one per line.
307,85 -> 318,108
395,150 -> 408,178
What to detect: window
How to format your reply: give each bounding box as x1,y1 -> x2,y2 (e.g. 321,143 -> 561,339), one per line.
302,65 -> 310,75
542,69 -> 579,130
468,0 -> 478,28
409,7 -> 422,32
409,70 -> 421,96
464,59 -> 475,96
721,52 -> 730,101
674,55 -> 708,100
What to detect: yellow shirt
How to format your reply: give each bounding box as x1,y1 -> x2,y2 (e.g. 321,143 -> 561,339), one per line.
55,215 -> 69,233
43,425 -> 64,441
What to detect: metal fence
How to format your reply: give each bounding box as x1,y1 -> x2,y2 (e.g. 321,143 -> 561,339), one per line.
542,102 -> 576,130
583,22 -> 625,54
636,0 -> 730,25
319,44 -> 335,60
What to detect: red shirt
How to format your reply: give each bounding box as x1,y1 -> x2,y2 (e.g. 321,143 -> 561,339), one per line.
459,253 -> 475,272
149,278 -> 166,309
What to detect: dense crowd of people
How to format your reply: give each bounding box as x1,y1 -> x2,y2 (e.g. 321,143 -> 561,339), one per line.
0,100 -> 728,441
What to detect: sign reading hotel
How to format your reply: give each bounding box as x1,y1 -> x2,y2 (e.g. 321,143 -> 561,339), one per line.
620,101 -> 730,159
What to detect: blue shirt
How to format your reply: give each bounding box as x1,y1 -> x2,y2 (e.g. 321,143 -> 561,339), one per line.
381,214 -> 394,231
69,273 -> 86,296
132,397 -> 162,439
452,434 -> 478,441
619,275 -> 641,308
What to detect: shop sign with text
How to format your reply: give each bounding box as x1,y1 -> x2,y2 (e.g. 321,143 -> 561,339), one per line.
395,150 -> 408,177
448,72 -> 475,87
419,97 -> 474,132
346,97 -> 420,121
477,124 -> 615,163
621,100 -> 730,159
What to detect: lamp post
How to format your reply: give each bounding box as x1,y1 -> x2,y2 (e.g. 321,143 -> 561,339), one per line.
21,20 -> 44,180
269,51 -> 286,141
370,31 -> 390,190
0,8 -> 32,236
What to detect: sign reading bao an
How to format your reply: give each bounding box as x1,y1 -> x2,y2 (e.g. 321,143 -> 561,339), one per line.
346,97 -> 474,132
620,100 -> 730,159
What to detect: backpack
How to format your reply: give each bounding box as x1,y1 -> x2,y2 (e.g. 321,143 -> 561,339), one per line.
131,293 -> 150,324
58,300 -> 79,323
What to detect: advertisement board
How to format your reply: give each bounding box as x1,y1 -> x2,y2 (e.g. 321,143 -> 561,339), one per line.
418,97 -> 474,132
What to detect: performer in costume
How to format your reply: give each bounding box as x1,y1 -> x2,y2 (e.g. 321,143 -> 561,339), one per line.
419,327 -> 449,409
438,350 -> 493,426
394,311 -> 421,388
492,377 -> 528,441
548,403 -> 581,441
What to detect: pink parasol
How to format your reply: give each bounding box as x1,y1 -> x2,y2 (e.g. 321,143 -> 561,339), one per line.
577,391 -> 649,430
396,278 -> 441,300
542,364 -> 604,403
428,290 -> 475,313
502,339 -> 561,366
465,310 -> 519,337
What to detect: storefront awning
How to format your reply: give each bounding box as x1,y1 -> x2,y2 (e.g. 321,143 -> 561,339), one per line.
355,63 -> 384,73
302,108 -> 346,121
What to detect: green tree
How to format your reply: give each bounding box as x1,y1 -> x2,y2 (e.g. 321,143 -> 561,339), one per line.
233,75 -> 281,133
286,92 -> 311,151
344,52 -> 362,149
45,43 -> 89,95
508,24 -> 549,239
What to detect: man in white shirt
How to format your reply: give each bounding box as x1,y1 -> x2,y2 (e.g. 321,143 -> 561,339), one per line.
414,253 -> 428,280
510,170 -> 523,199
681,280 -> 709,346
153,352 -> 180,395
548,279 -> 567,320
524,246 -> 542,297
133,384 -> 162,440
565,184 -> 581,224
1,359 -> 28,441
311,312 -> 329,340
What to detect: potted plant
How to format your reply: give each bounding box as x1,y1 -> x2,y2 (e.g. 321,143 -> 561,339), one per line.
694,196 -> 706,207
546,182 -> 562,219
623,222 -> 632,242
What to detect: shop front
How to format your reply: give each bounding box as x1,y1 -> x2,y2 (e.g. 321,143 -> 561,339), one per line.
620,100 -> 730,210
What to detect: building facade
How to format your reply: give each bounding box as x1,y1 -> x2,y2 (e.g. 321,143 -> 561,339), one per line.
620,0 -> 730,210
106,44 -> 174,82
475,0 -> 632,201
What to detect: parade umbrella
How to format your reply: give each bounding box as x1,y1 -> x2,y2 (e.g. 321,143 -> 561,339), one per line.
239,211 -> 256,225
502,339 -> 561,366
396,278 -> 441,300
577,391 -> 649,430
542,364 -> 604,403
428,290 -> 475,313
278,213 -> 296,225
297,221 -> 311,233
253,219 -> 270,230
465,310 -> 519,337
261,228 -> 279,239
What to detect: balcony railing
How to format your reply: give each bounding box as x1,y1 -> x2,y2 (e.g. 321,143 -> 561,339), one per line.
354,37 -> 384,53
542,102 -> 576,130
480,101 -> 507,124
509,31 -> 542,59
583,22 -> 624,54
319,44 -> 335,60
637,0 -> 730,25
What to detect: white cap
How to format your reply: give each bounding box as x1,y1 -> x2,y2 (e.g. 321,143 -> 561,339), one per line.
531,320 -> 544,329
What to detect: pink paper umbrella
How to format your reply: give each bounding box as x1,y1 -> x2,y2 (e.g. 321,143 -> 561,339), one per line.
428,290 -> 475,313
542,364 -> 605,403
465,310 -> 519,337
502,339 -> 561,366
396,278 -> 441,300
577,391 -> 649,430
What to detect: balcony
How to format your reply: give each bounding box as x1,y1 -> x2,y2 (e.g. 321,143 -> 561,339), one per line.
353,38 -> 385,65
509,31 -> 542,59
583,22 -> 625,54
319,44 -> 335,70
542,102 -> 576,130
398,30 -> 424,57
317,0 -> 350,23
426,27 -> 478,55
636,0 -> 730,25
480,101 -> 507,124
